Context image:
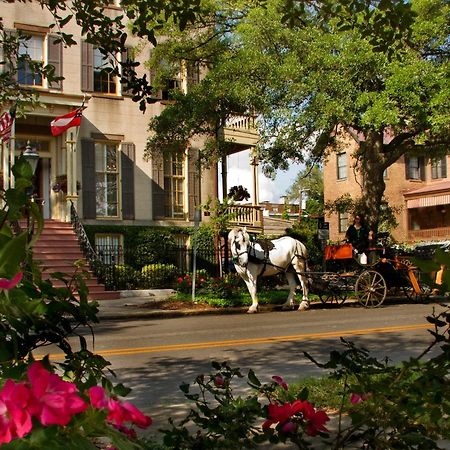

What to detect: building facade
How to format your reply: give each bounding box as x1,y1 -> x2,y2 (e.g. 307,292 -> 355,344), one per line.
1,1 -> 222,249
324,134 -> 450,243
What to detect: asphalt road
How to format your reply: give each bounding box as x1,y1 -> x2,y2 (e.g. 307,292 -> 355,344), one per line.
37,300 -> 448,433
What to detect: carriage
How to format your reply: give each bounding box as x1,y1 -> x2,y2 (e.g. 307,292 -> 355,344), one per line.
310,235 -> 432,308
228,227 -> 433,313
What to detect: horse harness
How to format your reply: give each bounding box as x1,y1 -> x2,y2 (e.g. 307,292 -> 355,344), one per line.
234,237 -> 307,276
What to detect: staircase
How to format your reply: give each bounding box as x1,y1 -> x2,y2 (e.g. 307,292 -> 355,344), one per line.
32,220 -> 120,300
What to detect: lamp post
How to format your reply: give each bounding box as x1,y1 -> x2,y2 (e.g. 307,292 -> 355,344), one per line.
23,141 -> 40,176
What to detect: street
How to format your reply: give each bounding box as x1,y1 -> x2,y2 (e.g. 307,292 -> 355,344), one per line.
36,300 -> 447,432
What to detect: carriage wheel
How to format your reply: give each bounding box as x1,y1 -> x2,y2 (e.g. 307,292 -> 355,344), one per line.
318,274 -> 347,306
355,270 -> 387,308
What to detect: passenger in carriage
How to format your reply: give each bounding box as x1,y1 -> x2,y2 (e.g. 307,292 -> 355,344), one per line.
345,215 -> 373,264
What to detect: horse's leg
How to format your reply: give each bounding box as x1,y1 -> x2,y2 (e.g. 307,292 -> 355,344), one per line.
245,277 -> 259,313
281,272 -> 297,310
293,257 -> 310,311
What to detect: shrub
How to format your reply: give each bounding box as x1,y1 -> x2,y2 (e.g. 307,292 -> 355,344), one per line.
175,271 -> 209,294
102,264 -> 138,290
134,229 -> 177,267
203,273 -> 243,300
141,264 -> 179,288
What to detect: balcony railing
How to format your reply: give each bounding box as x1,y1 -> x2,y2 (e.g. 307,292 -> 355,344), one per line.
225,115 -> 257,130
228,205 -> 263,231
408,227 -> 450,241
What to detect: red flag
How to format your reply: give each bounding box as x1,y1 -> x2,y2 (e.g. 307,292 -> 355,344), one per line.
50,108 -> 83,136
0,107 -> 16,142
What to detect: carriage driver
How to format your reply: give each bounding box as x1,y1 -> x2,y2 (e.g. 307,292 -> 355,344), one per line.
345,215 -> 373,264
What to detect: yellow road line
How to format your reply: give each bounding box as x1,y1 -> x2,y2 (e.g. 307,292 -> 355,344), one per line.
36,323 -> 430,360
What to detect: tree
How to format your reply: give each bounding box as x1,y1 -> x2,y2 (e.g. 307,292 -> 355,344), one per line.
1,0 -> 422,114
145,0 -> 449,234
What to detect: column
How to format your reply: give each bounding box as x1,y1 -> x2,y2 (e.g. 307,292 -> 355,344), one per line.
250,148 -> 259,206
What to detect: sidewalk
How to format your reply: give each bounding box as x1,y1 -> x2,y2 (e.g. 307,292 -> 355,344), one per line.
95,289 -> 278,321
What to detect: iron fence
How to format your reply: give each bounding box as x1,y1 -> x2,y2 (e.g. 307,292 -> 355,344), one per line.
94,245 -> 221,290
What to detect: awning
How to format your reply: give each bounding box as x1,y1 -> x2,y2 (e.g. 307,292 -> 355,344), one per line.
406,193 -> 450,209
404,181 -> 450,209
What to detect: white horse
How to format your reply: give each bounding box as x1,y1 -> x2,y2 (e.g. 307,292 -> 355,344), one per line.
228,227 -> 310,313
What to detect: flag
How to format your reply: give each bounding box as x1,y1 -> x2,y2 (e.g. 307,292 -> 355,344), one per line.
50,108 -> 83,137
0,107 -> 16,142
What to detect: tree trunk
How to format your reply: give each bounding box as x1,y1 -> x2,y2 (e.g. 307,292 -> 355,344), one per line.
358,132 -> 387,235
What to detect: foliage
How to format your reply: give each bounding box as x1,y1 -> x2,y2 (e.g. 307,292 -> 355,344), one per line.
191,224 -> 215,253
287,220 -> 324,269
161,361 -> 330,449
0,158 -> 152,448
133,229 -> 177,267
141,263 -> 178,288
285,166 -> 324,217
228,185 -> 251,202
145,0 -> 449,235
175,270 -> 209,294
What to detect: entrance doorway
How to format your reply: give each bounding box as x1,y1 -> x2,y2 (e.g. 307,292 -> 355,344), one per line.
34,157 -> 51,219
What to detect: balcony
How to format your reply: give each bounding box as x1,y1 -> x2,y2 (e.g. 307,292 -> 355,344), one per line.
408,227 -> 450,241
219,114 -> 259,151
228,205 -> 263,233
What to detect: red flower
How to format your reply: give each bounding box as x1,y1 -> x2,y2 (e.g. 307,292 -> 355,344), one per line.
350,393 -> 370,404
0,272 -> 23,291
262,400 -> 304,429
27,362 -> 88,426
301,401 -> 330,436
89,386 -> 152,429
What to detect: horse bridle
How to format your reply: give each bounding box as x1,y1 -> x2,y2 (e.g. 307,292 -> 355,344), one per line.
232,234 -> 250,267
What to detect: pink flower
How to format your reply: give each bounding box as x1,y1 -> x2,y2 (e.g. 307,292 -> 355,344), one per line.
281,421 -> 297,433
350,393 -> 369,404
27,362 -> 88,426
88,386 -> 109,409
214,376 -> 224,387
0,380 -> 33,444
0,272 -> 23,290
272,375 -> 288,390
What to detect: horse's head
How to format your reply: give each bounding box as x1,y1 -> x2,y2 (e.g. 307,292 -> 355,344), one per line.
228,227 -> 250,267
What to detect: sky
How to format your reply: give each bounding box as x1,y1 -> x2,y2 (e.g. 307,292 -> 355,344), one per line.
219,150 -> 304,204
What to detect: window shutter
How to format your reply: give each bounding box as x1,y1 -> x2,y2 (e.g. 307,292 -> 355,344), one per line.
442,157 -> 447,178
81,139 -> 96,219
405,156 -> 411,179
47,35 -> 62,90
121,142 -> 135,219
419,156 -> 425,180
431,160 -> 437,179
151,152 -> 166,218
187,148 -> 201,221
121,47 -> 133,97
81,41 -> 93,92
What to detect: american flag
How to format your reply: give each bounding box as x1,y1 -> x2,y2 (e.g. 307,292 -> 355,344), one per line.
0,107 -> 16,142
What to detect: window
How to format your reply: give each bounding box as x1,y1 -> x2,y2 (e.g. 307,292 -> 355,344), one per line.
406,156 -> 425,180
95,234 -> 123,264
18,35 -> 44,86
93,47 -> 117,94
337,153 -> 347,180
95,143 -> 119,217
339,212 -> 348,233
431,156 -> 447,179
163,152 -> 185,218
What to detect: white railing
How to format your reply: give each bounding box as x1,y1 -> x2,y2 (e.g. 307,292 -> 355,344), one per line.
225,115 -> 257,131
228,205 -> 263,229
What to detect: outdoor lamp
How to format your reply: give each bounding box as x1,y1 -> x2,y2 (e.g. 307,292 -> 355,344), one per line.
23,140 -> 39,175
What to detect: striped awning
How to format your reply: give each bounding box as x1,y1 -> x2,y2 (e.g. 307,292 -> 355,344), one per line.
406,193 -> 450,209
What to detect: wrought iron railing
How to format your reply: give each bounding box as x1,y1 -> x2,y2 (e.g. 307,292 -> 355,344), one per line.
69,200 -> 101,268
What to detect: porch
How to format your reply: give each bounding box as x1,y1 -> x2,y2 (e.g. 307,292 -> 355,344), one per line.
408,227 -> 450,242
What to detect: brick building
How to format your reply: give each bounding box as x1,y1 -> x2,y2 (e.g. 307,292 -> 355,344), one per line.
324,132 -> 450,244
